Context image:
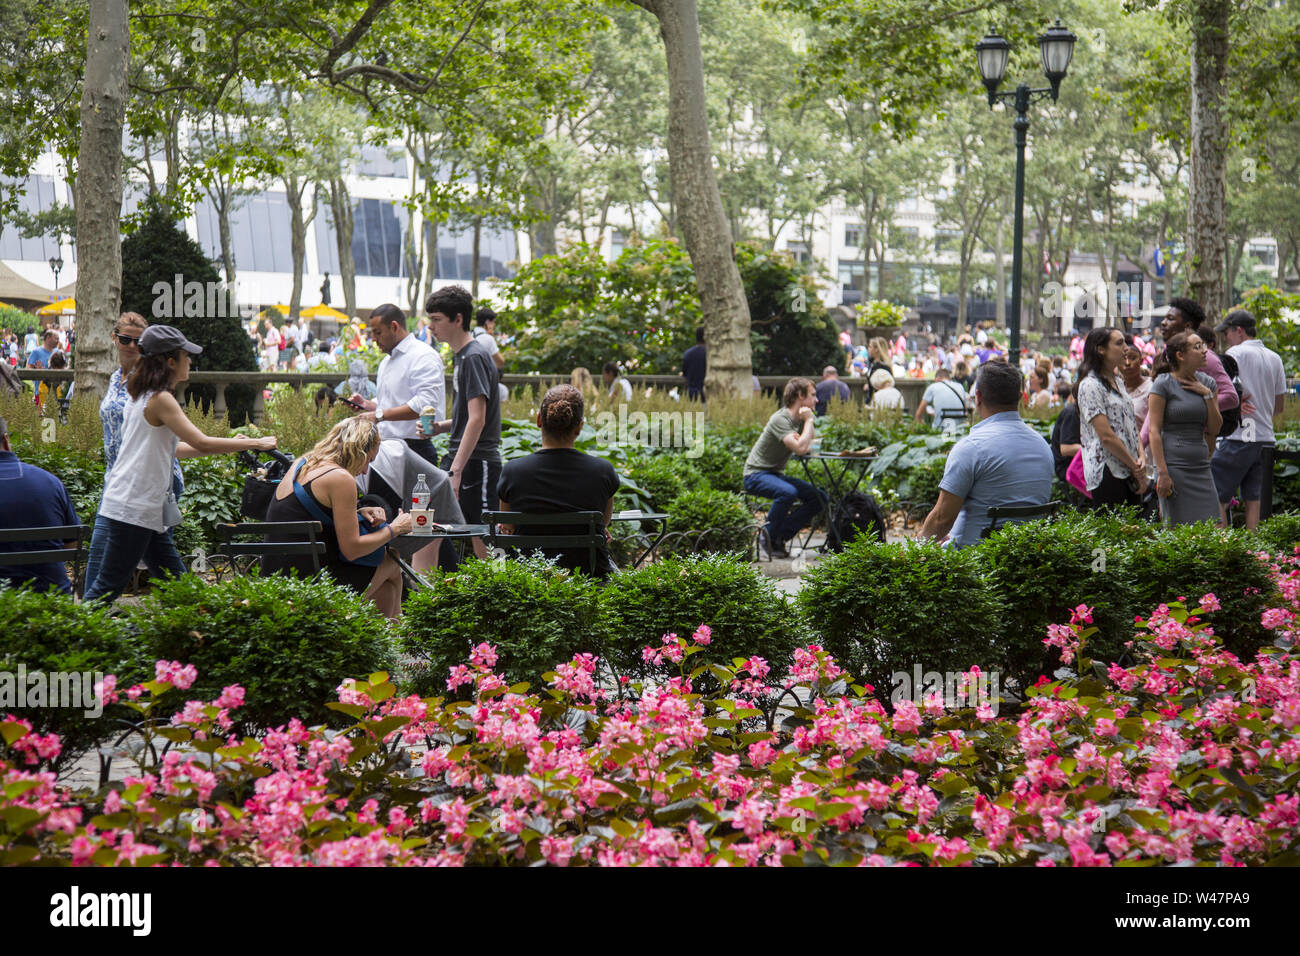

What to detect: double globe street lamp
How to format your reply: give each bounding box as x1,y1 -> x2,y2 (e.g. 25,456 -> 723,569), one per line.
975,20 -> 1076,358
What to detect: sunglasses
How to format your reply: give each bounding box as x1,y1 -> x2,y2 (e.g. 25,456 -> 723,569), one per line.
114,333 -> 141,346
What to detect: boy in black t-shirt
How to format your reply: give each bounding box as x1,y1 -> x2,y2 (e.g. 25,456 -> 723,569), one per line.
421,286 -> 502,559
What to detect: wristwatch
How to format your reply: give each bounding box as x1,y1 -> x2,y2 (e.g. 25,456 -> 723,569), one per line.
375,408 -> 385,422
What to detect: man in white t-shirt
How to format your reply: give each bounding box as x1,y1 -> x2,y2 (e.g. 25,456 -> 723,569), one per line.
472,306 -> 505,371
1210,310 -> 1288,530
915,368 -> 968,431
603,362 -> 633,402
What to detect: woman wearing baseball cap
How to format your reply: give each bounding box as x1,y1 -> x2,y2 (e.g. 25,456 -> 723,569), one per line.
84,325 -> 278,603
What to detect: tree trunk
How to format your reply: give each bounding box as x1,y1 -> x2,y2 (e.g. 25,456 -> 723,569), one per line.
330,177 -> 357,320
214,183 -> 236,284
471,214 -> 482,299
73,0 -> 129,404
1187,0 -> 1230,323
424,219 -> 438,303
284,173 -> 308,321
633,0 -> 751,396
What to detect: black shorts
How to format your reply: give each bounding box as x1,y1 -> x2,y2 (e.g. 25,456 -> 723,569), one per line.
1210,440 -> 1268,503
441,455 -> 502,524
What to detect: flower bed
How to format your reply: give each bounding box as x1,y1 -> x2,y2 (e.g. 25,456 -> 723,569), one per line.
2,554 -> 1299,866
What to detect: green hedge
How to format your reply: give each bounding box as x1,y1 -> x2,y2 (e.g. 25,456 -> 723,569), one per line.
601,554 -> 805,682
399,556 -> 605,694
664,488 -> 755,555
0,584 -> 147,769
976,511 -> 1151,688
1125,523 -> 1275,662
1254,512 -> 1300,557
798,540 -> 1005,699
132,573 -> 397,733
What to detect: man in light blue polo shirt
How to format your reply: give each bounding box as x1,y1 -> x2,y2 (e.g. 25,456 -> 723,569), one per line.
920,361 -> 1053,548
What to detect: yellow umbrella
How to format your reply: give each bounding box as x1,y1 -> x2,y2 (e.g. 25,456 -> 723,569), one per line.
301,304 -> 348,320
38,296 -> 75,315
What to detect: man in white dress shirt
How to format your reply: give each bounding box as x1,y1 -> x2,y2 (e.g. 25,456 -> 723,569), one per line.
350,303 -> 446,470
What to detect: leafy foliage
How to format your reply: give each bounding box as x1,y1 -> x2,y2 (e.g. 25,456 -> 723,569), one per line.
399,556 -> 605,694
737,243 -> 843,376
797,539 -> 1005,699
1236,286 -> 1300,375
119,197 -> 258,425
664,488 -> 755,556
0,584 -> 146,768
600,554 -> 806,681
131,573 -> 396,734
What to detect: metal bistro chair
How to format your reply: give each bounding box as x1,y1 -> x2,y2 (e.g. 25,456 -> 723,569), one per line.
213,520 -> 325,579
980,501 -> 1062,539
484,511 -> 607,575
0,524 -> 91,594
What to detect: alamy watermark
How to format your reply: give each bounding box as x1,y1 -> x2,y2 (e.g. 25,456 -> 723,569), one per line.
0,666 -> 105,718
593,404 -> 706,458
890,664 -> 1000,716
151,275 -> 258,321
1040,279 -> 1155,326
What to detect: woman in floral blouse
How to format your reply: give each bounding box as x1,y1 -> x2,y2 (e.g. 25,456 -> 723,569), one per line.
1077,327 -> 1150,509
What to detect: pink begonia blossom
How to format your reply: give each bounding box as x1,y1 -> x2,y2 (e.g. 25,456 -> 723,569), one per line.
215,685 -> 245,709
691,624 -> 712,646
1199,593 -> 1221,612
155,660 -> 198,690
1262,607 -> 1295,630
1070,604 -> 1094,625
470,643 -> 499,669
94,675 -> 119,706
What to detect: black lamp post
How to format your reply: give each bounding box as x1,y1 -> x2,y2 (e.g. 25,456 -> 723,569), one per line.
48,254 -> 63,295
976,20 -> 1076,358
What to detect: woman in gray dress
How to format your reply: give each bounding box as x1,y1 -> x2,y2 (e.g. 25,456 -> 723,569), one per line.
1147,330 -> 1222,526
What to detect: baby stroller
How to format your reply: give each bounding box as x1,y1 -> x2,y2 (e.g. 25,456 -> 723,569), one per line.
238,448 -> 296,520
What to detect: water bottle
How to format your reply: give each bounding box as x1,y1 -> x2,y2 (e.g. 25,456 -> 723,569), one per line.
412,474 -> 432,535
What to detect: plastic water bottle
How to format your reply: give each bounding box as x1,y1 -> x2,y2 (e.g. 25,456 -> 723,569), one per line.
412,474 -> 432,535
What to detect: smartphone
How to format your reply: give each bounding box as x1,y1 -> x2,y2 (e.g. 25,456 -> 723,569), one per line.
338,396 -> 364,410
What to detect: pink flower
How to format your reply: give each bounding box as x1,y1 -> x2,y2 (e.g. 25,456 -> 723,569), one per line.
469,643 -> 498,669
155,660 -> 198,690
691,625 -> 712,646
1198,593 -> 1221,612
1070,605 -> 1094,625
744,657 -> 770,679
1262,608 -> 1295,630
94,675 -> 119,706
214,685 -> 245,710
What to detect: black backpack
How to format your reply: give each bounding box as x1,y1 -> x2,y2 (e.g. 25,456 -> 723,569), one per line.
827,491 -> 888,552
1217,352 -> 1245,438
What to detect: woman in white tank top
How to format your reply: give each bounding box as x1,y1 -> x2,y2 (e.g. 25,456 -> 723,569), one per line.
83,326 -> 278,603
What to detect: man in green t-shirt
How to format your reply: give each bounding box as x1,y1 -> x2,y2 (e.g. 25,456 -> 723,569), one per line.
743,378 -> 825,558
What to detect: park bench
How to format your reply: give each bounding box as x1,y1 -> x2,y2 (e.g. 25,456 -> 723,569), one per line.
0,523 -> 91,594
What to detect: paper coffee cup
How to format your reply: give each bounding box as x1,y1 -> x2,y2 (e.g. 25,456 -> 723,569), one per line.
411,509 -> 434,535
419,413 -> 436,434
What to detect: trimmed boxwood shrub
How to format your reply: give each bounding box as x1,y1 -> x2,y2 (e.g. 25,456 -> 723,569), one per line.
691,441 -> 744,495
665,488 -> 755,555
399,556 -> 605,694
0,584 -> 147,769
1253,512 -> 1300,557
797,539 -> 1005,701
1124,523 -> 1276,662
976,511 -> 1147,688
599,553 -> 806,681
132,573 -> 396,733
625,454 -> 706,511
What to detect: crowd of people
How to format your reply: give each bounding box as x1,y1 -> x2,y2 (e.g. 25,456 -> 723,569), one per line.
0,289 -> 1292,611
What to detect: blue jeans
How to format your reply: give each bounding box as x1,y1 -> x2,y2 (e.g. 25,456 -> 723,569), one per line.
743,470 -> 826,546
83,516 -> 187,603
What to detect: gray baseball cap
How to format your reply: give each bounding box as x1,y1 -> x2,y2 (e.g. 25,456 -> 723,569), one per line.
138,325 -> 203,357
